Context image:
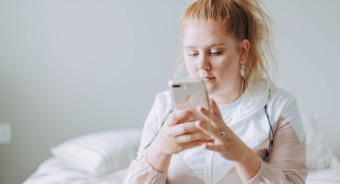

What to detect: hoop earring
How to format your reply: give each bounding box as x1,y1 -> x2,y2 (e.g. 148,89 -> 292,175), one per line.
240,64 -> 246,94
240,64 -> 245,78
241,76 -> 245,94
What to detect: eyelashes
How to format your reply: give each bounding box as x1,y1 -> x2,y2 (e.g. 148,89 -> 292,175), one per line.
188,52 -> 223,57
188,53 -> 198,57
211,52 -> 223,56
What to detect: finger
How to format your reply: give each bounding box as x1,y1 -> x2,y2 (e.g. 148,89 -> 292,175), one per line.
171,121 -> 201,136
181,139 -> 214,150
195,120 -> 222,140
169,109 -> 193,126
196,106 -> 220,127
176,131 -> 210,143
202,142 -> 222,152
210,99 -> 222,119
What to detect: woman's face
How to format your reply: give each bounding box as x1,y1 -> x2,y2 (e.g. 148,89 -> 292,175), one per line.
182,20 -> 249,99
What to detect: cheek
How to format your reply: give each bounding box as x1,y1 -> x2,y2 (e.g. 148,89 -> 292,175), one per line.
222,51 -> 240,67
214,55 -> 240,77
184,59 -> 198,76
220,57 -> 234,69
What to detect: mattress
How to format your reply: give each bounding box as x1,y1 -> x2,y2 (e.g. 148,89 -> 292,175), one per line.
23,157 -> 128,184
306,167 -> 340,184
24,156 -> 340,184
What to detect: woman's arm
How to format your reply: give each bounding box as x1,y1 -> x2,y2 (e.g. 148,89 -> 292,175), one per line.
196,97 -> 307,184
124,153 -> 168,184
124,93 -> 169,184
124,92 -> 212,184
243,95 -> 308,184
244,115 -> 307,184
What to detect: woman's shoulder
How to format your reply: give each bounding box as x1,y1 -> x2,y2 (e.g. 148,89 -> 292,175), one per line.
269,87 -> 297,104
151,90 -> 173,122
154,90 -> 172,105
252,79 -> 298,108
268,86 -> 305,142
267,86 -> 300,115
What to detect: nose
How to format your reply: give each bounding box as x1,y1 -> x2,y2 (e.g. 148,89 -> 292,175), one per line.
197,53 -> 211,70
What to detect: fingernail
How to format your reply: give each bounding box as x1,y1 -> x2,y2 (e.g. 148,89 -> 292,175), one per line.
200,107 -> 205,112
199,120 -> 205,126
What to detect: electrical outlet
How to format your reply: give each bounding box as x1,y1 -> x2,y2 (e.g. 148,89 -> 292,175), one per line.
0,123 -> 11,144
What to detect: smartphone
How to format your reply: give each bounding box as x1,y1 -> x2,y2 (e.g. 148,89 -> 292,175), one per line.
168,79 -> 210,121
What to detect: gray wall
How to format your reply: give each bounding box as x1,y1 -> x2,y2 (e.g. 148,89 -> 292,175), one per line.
0,1 -> 339,184
266,0 -> 340,159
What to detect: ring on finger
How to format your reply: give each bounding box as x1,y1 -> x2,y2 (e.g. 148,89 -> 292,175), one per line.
220,131 -> 226,140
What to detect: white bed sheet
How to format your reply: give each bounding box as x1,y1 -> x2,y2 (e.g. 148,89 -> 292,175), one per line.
23,157 -> 128,184
306,167 -> 340,184
24,156 -> 340,184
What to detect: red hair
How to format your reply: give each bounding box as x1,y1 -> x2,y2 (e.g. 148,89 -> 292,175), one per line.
177,0 -> 276,92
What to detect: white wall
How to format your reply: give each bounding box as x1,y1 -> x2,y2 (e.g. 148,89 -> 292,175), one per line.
0,1 -> 190,183
0,1 -> 339,184
263,0 -> 340,159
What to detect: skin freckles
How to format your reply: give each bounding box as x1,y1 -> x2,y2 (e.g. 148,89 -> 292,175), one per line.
146,19 -> 258,181
182,20 -> 250,105
181,20 -> 259,181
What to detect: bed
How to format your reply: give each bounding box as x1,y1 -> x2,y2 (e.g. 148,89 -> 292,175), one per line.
23,115 -> 340,184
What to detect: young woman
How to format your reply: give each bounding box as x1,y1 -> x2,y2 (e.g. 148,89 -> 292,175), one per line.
125,0 -> 307,183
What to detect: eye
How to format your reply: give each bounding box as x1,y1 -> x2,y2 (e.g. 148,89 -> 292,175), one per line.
188,53 -> 198,57
211,51 -> 223,56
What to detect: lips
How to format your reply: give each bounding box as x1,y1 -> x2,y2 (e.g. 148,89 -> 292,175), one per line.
201,76 -> 215,81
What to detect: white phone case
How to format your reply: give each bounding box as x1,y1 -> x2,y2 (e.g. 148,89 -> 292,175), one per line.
168,79 -> 210,121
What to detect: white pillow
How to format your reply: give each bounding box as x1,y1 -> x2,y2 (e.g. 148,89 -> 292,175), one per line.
51,129 -> 142,176
301,114 -> 339,170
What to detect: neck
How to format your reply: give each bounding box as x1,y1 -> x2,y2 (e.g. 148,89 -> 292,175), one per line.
210,77 -> 245,105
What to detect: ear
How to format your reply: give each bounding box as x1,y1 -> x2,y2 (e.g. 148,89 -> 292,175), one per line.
239,39 -> 250,64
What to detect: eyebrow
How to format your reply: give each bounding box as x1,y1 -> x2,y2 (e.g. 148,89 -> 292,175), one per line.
184,43 -> 226,48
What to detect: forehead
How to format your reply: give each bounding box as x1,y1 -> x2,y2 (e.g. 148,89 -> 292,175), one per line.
182,20 -> 235,48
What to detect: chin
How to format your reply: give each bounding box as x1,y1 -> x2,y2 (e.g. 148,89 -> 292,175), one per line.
206,85 -> 215,95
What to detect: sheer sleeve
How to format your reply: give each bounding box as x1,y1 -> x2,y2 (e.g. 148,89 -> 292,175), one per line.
244,96 -> 308,184
124,91 -> 171,184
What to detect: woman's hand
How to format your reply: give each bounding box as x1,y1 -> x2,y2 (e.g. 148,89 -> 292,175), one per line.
196,99 -> 261,180
147,108 -> 213,172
